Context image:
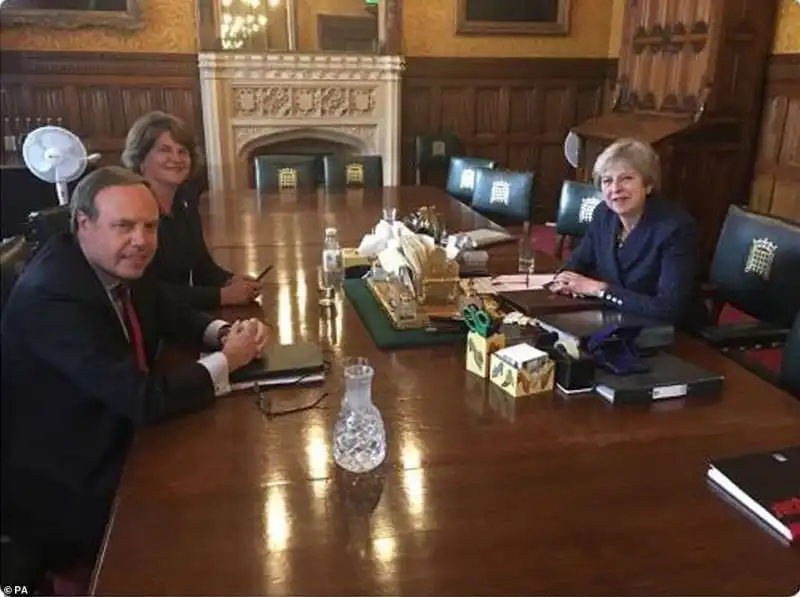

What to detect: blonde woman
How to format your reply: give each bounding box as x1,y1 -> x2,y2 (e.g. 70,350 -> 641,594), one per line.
549,138 -> 708,329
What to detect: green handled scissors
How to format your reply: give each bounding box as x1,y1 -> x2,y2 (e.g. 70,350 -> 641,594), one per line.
462,304 -> 495,337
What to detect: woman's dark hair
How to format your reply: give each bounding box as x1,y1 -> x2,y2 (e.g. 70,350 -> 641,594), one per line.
121,111 -> 202,179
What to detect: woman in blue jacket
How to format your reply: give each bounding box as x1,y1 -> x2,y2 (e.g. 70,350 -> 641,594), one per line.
548,138 -> 708,330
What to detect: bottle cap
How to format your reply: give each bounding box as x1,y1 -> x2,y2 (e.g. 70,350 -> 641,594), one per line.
325,227 -> 337,235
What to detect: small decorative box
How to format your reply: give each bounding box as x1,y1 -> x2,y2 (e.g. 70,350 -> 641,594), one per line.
343,248 -> 371,269
490,343 -> 555,398
465,330 -> 506,378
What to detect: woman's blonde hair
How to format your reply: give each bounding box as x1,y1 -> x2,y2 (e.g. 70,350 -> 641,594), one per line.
592,137 -> 661,191
121,111 -> 202,179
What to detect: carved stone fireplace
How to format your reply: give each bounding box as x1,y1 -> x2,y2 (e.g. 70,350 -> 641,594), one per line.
197,52 -> 405,195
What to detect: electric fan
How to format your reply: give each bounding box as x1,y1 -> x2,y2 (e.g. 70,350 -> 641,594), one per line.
21,125 -> 101,206
563,130 -> 581,169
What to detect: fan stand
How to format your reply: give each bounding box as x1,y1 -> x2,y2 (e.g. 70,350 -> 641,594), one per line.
55,180 -> 70,206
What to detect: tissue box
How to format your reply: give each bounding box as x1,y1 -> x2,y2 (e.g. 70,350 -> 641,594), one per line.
490,344 -> 555,398
343,248 -> 371,269
465,330 -> 506,378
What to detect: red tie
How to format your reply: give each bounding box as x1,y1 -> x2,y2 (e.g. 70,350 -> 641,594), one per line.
117,285 -> 148,371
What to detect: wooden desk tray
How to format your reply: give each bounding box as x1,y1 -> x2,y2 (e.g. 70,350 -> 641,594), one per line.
366,277 -> 462,330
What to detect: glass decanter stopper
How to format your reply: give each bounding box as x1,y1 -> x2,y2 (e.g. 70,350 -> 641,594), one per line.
333,357 -> 386,473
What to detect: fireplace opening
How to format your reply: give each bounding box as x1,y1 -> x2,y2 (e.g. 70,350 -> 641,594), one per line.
246,137 -> 362,189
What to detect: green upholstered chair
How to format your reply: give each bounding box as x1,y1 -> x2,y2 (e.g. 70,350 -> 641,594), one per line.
554,180 -> 603,259
254,155 -> 317,193
445,156 -> 496,204
414,134 -> 464,185
323,155 -> 383,190
470,168 -> 535,225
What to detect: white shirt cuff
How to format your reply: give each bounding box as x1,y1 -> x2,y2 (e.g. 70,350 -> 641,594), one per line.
197,351 -> 231,396
203,319 -> 229,349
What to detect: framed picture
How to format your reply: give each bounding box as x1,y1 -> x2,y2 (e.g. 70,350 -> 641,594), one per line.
0,0 -> 143,29
455,0 -> 571,36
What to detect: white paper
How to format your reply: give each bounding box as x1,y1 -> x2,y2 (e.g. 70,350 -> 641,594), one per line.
376,246 -> 409,276
652,384 -> 688,400
495,343 -> 547,369
357,220 -> 414,258
469,274 -> 555,294
455,228 -> 514,247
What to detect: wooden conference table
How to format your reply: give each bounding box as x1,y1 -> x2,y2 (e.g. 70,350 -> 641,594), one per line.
93,187 -> 800,596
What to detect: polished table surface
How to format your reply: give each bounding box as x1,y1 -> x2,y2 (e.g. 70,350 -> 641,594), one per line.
93,187 -> 800,596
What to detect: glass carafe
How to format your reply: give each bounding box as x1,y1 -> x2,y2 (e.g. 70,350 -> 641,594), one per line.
333,357 -> 386,473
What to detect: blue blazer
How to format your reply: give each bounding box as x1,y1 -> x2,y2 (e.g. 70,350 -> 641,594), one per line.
562,195 -> 708,329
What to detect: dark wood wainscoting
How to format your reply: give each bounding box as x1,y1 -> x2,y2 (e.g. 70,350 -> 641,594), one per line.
0,51 -> 203,168
749,53 -> 800,223
401,56 -> 616,222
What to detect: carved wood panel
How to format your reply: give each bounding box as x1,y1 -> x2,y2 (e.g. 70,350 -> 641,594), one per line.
401,57 -> 612,222
616,0 -> 714,115
0,51 -> 202,168
749,54 -> 800,223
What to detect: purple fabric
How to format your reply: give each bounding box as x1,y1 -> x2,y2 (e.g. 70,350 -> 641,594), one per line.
586,324 -> 650,375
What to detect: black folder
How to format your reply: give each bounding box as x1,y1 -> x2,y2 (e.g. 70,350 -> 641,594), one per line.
536,310 -> 675,352
230,341 -> 325,390
594,353 -> 723,405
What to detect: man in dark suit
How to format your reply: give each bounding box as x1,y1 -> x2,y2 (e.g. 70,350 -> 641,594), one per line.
1,166 -> 267,592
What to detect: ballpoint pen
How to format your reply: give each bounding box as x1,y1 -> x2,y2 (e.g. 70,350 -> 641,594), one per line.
256,265 -> 273,281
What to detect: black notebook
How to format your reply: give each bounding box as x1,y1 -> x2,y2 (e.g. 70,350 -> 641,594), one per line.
594,353 -> 724,405
707,446 -> 800,544
229,341 -> 325,391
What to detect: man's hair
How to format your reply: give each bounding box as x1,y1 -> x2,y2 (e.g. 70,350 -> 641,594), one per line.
70,166 -> 149,232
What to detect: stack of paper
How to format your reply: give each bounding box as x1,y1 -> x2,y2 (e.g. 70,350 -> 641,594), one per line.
468,274 -> 555,295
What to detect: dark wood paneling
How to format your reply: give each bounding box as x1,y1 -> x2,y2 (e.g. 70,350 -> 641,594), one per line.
749,53 -> 800,223
0,50 -> 202,167
401,57 -> 616,222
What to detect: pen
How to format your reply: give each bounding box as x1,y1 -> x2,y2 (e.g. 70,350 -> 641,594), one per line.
256,265 -> 273,281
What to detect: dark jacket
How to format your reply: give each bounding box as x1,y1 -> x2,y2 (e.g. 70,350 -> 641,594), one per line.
151,184 -> 232,309
563,195 -> 709,330
1,232 -> 217,569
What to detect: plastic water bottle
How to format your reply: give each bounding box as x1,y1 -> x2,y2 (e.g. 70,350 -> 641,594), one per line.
320,227 -> 343,305
333,357 -> 386,473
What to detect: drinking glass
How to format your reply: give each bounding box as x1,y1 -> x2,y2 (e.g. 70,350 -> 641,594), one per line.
317,265 -> 336,306
518,236 -> 535,275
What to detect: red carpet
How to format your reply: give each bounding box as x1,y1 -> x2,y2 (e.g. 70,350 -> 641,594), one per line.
530,224 -> 784,374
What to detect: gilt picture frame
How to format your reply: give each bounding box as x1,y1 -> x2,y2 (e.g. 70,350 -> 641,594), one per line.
0,0 -> 143,29
455,0 -> 571,36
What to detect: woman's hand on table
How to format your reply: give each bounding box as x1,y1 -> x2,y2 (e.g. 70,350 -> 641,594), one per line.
547,271 -> 607,298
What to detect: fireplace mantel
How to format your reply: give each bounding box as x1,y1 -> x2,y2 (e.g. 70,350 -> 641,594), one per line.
198,52 -> 405,194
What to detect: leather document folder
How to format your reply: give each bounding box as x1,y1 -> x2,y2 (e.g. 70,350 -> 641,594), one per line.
497,289 -> 604,317
230,341 -> 325,390
535,310 -> 675,352
594,353 -> 724,405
